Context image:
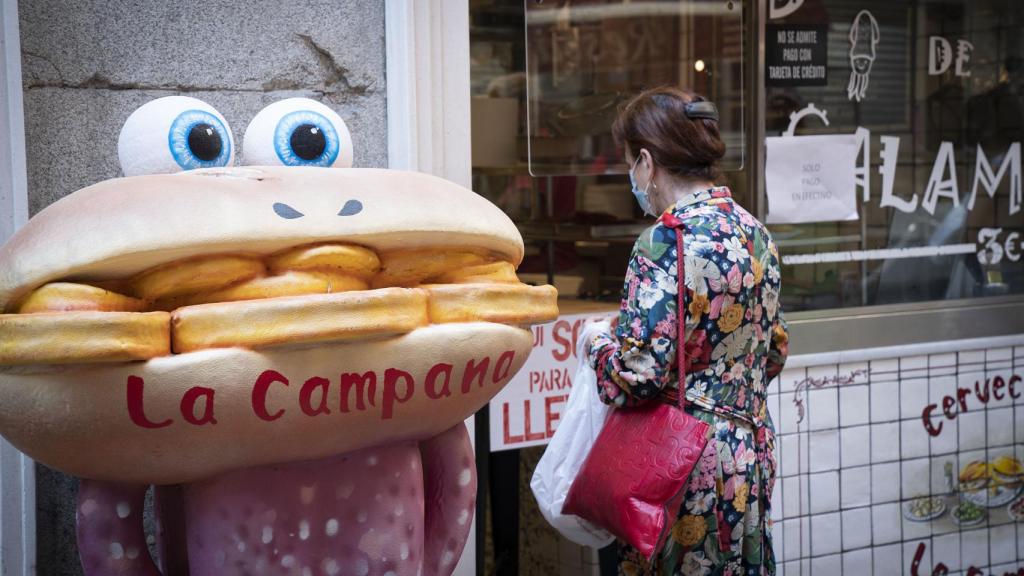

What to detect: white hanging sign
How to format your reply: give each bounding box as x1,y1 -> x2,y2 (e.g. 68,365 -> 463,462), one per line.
766,104 -> 860,224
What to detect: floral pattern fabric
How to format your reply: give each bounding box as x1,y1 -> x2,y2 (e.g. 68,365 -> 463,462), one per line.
588,187 -> 788,575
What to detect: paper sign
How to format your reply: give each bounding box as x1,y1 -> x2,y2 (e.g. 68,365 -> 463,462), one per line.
489,312 -> 611,452
765,133 -> 860,224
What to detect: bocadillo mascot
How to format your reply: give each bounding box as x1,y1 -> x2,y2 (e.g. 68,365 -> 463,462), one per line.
0,96 -> 557,576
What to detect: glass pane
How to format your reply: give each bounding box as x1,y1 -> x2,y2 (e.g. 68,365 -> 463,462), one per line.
765,0 -> 1024,311
524,0 -> 745,176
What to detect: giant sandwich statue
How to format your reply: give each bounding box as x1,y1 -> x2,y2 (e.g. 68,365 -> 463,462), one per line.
0,96 -> 558,576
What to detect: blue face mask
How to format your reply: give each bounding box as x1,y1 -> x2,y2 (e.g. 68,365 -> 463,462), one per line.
629,155 -> 656,217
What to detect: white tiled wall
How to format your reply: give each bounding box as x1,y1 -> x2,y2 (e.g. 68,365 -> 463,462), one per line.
769,340 -> 1024,574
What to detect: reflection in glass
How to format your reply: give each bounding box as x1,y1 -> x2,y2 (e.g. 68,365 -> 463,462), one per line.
524,0 -> 745,175
767,0 -> 1024,311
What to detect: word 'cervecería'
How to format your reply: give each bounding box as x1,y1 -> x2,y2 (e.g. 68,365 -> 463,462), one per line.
920,374 -> 1020,436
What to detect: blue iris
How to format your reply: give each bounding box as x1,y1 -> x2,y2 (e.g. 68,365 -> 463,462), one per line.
167,110 -> 232,171
273,110 -> 340,167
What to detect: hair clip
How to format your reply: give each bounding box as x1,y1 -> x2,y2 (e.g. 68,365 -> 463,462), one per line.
684,101 -> 719,122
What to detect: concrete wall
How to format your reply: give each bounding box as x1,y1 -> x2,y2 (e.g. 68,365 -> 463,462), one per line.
18,1 -> 387,573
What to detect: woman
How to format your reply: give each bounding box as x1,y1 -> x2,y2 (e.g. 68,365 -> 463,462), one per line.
587,87 -> 789,575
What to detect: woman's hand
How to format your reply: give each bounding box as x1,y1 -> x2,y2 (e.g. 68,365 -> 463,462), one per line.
578,317 -> 613,360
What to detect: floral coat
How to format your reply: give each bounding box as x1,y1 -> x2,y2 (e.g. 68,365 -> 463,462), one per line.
588,187 -> 789,576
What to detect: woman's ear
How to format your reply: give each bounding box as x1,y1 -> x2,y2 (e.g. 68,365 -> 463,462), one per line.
638,148 -> 655,180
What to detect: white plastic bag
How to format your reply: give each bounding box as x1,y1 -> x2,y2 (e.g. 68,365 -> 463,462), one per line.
530,321 -> 615,548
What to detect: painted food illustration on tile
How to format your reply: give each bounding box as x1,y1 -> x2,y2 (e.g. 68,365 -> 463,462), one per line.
960,458 -> 1023,508
0,97 -> 558,576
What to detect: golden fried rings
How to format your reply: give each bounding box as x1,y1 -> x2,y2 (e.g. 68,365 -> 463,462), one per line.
1,283 -> 559,364
131,255 -> 265,300
434,261 -> 519,284
15,282 -> 148,313
267,243 -> 380,279
0,311 -> 170,365
171,288 -> 429,353
425,283 -> 559,325
156,271 -> 368,309
373,248 -> 493,288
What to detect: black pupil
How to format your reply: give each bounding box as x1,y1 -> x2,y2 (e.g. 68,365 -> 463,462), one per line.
290,124 -> 327,161
187,123 -> 223,161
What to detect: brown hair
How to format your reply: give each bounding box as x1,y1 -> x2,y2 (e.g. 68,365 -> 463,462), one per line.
612,87 -> 726,181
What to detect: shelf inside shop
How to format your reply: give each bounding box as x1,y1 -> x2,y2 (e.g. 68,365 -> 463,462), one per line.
517,221 -> 649,243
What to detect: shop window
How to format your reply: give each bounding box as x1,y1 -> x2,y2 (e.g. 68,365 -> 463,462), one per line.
766,0 -> 1024,311
471,0 -> 747,311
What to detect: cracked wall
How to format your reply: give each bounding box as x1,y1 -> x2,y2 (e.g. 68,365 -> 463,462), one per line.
20,0 -> 387,216
19,2 -> 387,573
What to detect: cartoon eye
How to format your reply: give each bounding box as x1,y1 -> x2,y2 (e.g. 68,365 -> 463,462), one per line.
242,98 -> 353,168
118,96 -> 234,176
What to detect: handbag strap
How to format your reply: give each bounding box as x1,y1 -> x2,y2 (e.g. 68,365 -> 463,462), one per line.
672,221 -> 688,410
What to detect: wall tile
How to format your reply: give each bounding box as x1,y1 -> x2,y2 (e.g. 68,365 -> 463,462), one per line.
986,347 -> 1013,362
872,387 -> 901,423
842,549 -> 872,573
809,430 -> 840,472
781,517 -> 810,562
782,475 -> 808,519
929,375 -> 957,404
872,542 -> 902,576
1016,406 -> 1024,444
778,368 -> 807,395
900,457 -> 931,499
841,466 -> 871,509
780,433 -> 809,478
841,425 -> 871,468
960,527 -> 989,569
808,387 -> 839,432
872,503 -> 903,545
901,378 -> 930,419
901,419 -> 930,459
811,512 -> 842,556
810,553 -> 842,574
930,416 -> 959,455
779,392 -> 802,434
901,355 -> 929,371
902,539 -> 930,574
929,353 -> 957,372
838,362 -> 870,385
871,358 -> 900,375
989,524 -> 1016,565
957,411 -> 987,452
986,407 -> 1014,448
931,532 -> 961,572
781,559 -> 810,575
839,385 -> 870,428
841,507 -> 872,551
871,422 -> 901,463
958,351 -> 986,366
809,471 -> 839,514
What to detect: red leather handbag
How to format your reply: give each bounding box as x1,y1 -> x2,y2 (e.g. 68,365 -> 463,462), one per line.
562,218 -> 711,562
